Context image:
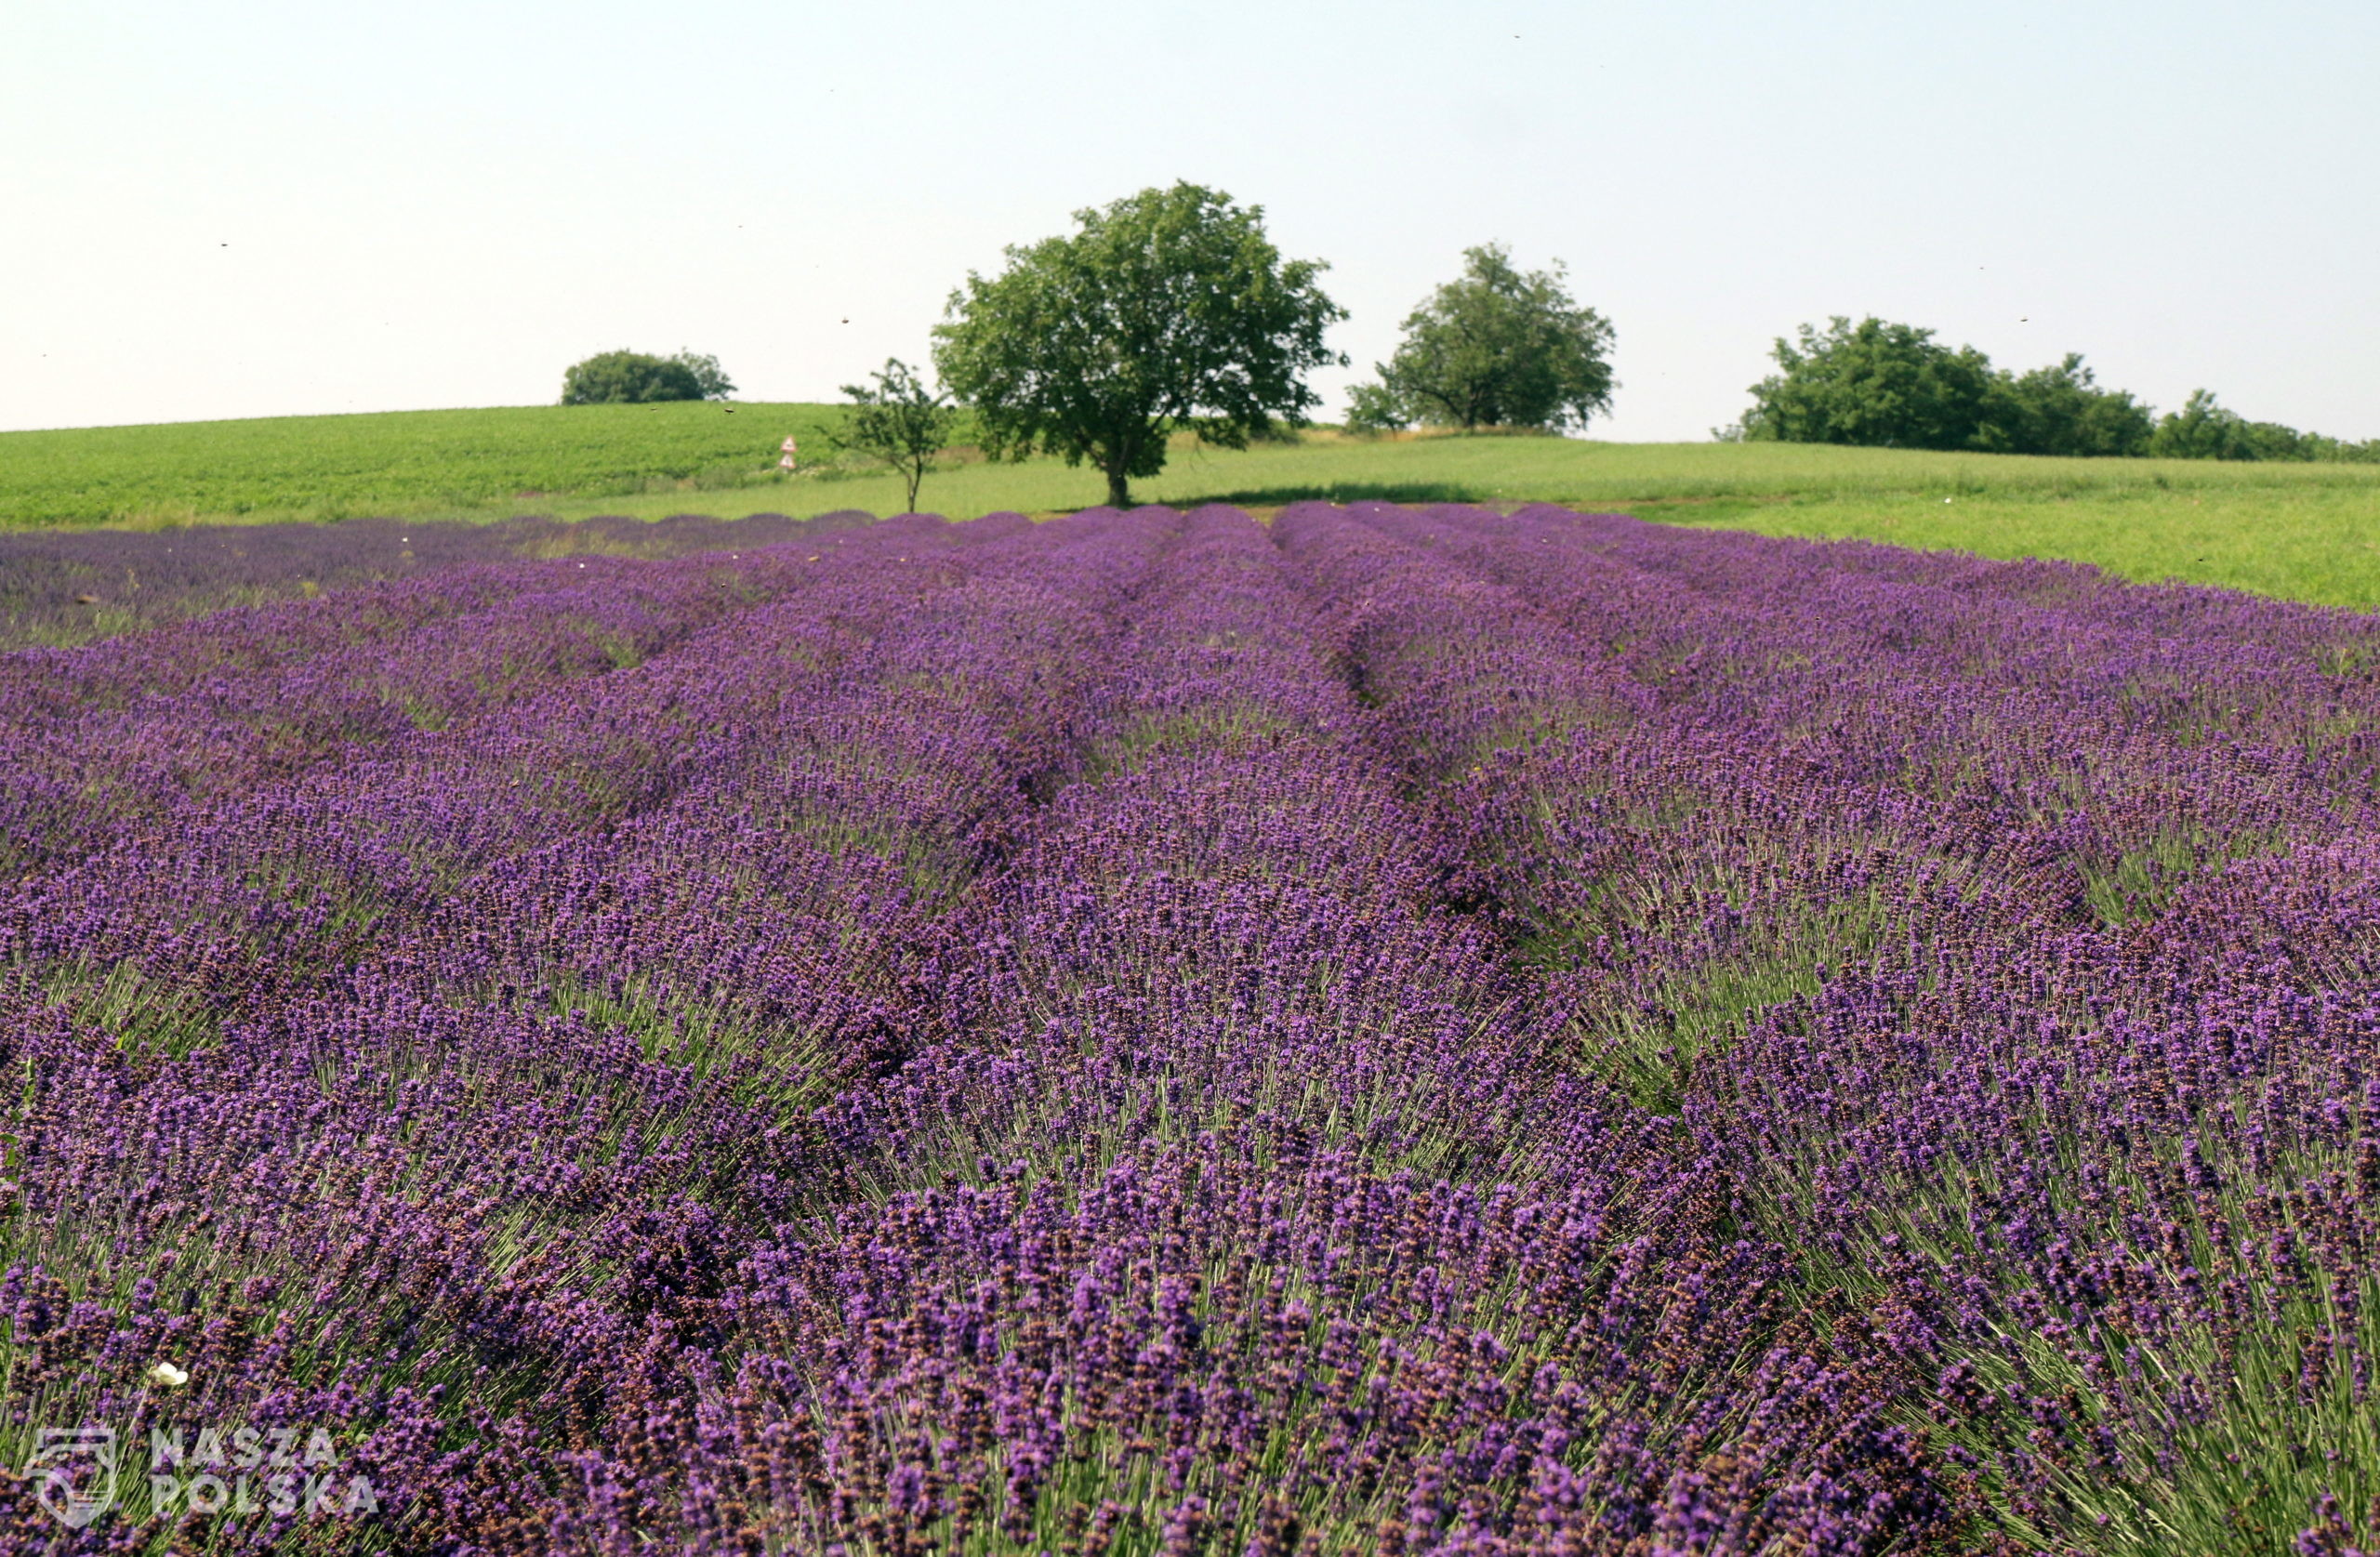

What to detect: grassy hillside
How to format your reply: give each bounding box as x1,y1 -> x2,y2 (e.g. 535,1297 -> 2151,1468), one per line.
1665,484 -> 2380,611
0,402 -> 854,527
6,406 -> 2377,607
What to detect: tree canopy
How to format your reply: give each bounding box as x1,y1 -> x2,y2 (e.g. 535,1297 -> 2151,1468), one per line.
1353,244 -> 1616,432
1981,353 -> 2155,458
932,182 -> 1344,508
1733,317 -> 2001,451
560,350 -> 734,406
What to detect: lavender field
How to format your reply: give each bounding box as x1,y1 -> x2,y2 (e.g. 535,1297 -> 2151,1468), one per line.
3,503 -> 2376,1555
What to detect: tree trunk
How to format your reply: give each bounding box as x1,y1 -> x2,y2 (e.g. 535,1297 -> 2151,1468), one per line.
1105,466 -> 1131,508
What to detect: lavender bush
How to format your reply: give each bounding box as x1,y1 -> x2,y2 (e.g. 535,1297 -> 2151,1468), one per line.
1,502 -> 2372,1553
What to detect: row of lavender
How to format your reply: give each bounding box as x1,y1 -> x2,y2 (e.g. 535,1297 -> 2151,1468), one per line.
1,507 -> 1133,1550
1278,501 -> 2380,1553
3,503 -> 2374,1552
0,513 -> 844,653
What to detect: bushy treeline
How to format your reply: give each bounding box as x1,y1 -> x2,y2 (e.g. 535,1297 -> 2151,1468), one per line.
1724,316 -> 2376,461
2145,386 -> 2379,462
560,349 -> 735,405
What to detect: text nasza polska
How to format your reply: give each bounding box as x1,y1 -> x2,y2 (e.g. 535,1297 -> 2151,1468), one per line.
146,1425 -> 377,1518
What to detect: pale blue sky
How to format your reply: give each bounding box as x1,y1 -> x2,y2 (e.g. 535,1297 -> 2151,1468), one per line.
3,0 -> 2372,440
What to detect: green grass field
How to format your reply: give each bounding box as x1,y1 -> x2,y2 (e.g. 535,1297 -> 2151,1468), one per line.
0,402 -> 856,528
6,404 -> 2376,608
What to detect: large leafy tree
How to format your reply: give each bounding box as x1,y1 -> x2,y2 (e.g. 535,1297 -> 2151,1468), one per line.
932,182 -> 1344,508
1364,244 -> 1616,431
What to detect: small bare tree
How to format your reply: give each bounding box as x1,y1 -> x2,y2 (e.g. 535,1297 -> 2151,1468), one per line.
833,359 -> 955,514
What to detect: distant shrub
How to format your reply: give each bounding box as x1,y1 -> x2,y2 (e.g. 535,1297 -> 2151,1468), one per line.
2148,389 -> 2264,460
562,350 -> 735,405
1357,244 -> 1615,432
1738,317 -> 2000,451
1981,353 -> 2155,457
1342,381 -> 1411,434
2142,389 -> 2377,462
2306,435 -> 2380,463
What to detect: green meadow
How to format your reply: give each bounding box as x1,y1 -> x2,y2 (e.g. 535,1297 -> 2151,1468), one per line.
0,402 -> 852,528
5,403 -> 2376,608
